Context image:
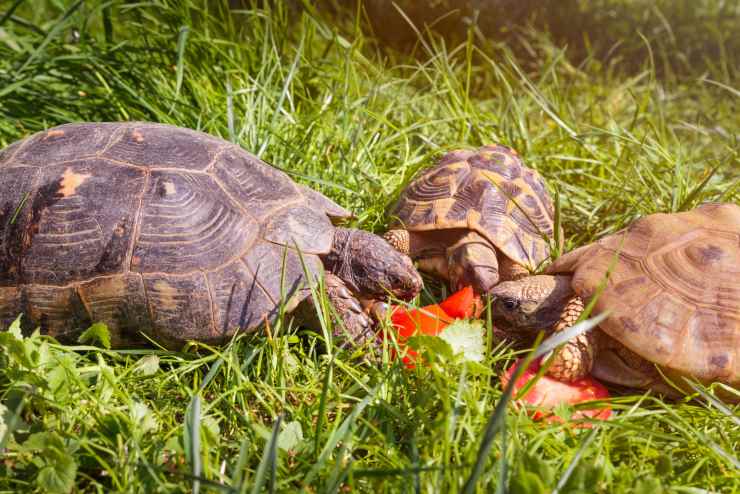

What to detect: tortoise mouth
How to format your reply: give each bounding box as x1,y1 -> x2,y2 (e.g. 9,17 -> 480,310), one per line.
491,316 -> 541,333
397,284 -> 422,301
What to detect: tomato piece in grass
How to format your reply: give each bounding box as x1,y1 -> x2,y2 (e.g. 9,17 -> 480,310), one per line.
390,304 -> 452,338
438,286 -> 481,319
501,357 -> 612,424
387,286 -> 480,368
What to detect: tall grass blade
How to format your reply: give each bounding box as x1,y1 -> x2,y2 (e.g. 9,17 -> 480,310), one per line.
0,0 -> 23,28
552,428 -> 598,494
683,379 -> 740,427
174,25 -> 190,99
199,355 -> 224,393
251,415 -> 283,494
258,31 -> 304,156
0,391 -> 25,450
231,436 -> 251,492
102,2 -> 113,43
15,0 -> 82,75
677,164 -> 721,211
303,381 -> 383,486
227,78 -> 236,142
314,356 -> 333,456
186,394 -> 203,494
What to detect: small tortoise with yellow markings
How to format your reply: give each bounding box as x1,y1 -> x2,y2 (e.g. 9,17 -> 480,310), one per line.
491,203 -> 740,399
0,122 -> 422,348
384,145 -> 560,294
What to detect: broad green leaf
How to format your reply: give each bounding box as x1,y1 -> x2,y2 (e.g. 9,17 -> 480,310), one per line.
133,355 -> 160,376
8,315 -> 22,338
21,432 -> 78,493
407,334 -> 455,361
95,354 -> 117,403
77,322 -> 111,349
278,420 -> 304,452
131,402 -> 158,434
201,415 -> 220,447
21,431 -> 54,452
44,353 -> 78,401
438,319 -> 485,363
36,454 -> 77,494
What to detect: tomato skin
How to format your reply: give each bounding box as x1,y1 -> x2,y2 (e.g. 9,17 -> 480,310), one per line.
388,303 -> 451,368
390,304 -> 452,338
501,358 -> 612,425
438,286 -> 481,319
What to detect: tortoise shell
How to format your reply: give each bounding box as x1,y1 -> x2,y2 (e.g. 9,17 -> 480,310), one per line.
389,145 -> 558,271
546,203 -> 740,384
0,122 -> 351,346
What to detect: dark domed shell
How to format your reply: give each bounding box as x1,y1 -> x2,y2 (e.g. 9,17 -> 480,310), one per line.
0,122 -> 350,345
546,203 -> 740,384
390,145 -> 557,270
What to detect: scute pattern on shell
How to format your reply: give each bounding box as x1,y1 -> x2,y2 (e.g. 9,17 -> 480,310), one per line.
546,203 -> 740,384
0,122 -> 346,346
389,145 -> 557,270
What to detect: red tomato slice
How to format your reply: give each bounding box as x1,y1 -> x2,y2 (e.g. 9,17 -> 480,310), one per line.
387,287 -> 478,368
390,304 -> 452,338
501,358 -> 612,425
388,304 -> 452,368
438,286 -> 481,319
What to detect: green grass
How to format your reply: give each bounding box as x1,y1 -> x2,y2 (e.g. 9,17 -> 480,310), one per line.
1,0 -> 739,492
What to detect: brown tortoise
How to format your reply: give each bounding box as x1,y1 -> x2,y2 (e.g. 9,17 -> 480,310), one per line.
491,203 -> 740,399
384,145 -> 560,295
0,122 -> 422,348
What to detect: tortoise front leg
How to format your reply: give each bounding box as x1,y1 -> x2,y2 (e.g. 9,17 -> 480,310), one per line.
383,228 -> 411,255
295,273 -> 375,347
544,296 -> 599,381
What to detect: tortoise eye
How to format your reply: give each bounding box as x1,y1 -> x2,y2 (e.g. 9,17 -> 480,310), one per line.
501,298 -> 519,311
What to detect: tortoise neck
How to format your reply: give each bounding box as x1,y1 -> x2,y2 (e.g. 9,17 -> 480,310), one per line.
321,227 -> 357,290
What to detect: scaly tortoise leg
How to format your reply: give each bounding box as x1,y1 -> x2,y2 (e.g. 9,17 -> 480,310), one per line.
386,228 -> 502,294
383,229 -> 411,255
544,296 -> 599,382
416,256 -> 450,283
295,273 -> 375,348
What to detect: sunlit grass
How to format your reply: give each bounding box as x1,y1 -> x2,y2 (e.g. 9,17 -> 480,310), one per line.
0,1 -> 738,492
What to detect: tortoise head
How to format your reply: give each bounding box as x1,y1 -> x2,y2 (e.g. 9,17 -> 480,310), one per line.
324,227 -> 422,301
489,275 -> 573,331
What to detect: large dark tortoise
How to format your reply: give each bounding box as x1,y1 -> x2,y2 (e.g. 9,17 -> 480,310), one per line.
0,122 -> 422,347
